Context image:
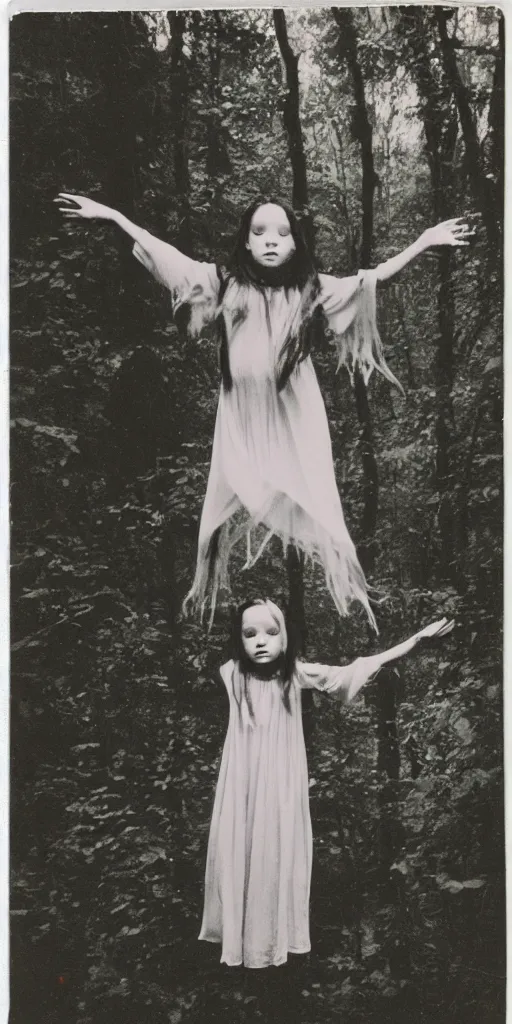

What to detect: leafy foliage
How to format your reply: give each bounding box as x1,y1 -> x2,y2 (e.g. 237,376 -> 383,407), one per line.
10,8 -> 503,1024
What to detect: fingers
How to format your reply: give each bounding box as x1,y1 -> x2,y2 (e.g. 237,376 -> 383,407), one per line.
430,617 -> 448,630
55,197 -> 77,208
55,201 -> 81,214
55,204 -> 80,216
423,617 -> 455,638
444,217 -> 473,227
54,193 -> 86,213
441,216 -> 478,229
440,218 -> 468,228
419,617 -> 449,638
439,218 -> 476,244
438,619 -> 455,635
433,618 -> 450,632
54,193 -> 88,221
450,224 -> 474,246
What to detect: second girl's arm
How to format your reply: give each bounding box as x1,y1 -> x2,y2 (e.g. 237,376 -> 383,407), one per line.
375,219 -> 474,283
321,617 -> 454,703
370,617 -> 454,668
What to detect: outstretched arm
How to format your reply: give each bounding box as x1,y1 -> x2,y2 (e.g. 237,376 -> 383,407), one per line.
370,617 -> 455,669
55,194 -> 149,248
319,219 -> 472,392
319,617 -> 454,703
375,219 -> 474,283
55,193 -> 220,330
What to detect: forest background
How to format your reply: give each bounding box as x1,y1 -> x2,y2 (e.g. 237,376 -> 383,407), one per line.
10,6 -> 504,1024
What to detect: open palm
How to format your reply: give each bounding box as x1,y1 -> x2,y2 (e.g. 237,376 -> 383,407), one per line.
424,219 -> 474,248
55,193 -> 108,220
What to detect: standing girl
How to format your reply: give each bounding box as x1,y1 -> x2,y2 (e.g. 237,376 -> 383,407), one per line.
199,598 -> 453,969
56,194 -> 472,626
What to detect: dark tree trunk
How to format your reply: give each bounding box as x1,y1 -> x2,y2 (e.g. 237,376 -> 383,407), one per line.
434,249 -> 457,576
286,547 -> 307,649
331,7 -> 378,268
434,8 -> 501,253
205,13 -> 232,181
488,14 -> 505,225
169,12 -> 192,255
331,6 -> 379,578
93,15 -> 148,340
273,10 -> 313,247
375,667 -> 400,783
330,119 -> 356,265
333,9 -> 412,982
370,661 -> 411,981
374,664 -> 405,881
273,9 -> 314,738
90,16 -> 146,217
457,359 -> 500,555
401,7 -> 459,584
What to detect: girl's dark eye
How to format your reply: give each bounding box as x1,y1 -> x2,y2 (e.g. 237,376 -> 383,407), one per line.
267,628 -> 279,636
252,227 -> 264,236
243,629 -> 256,638
278,228 -> 290,236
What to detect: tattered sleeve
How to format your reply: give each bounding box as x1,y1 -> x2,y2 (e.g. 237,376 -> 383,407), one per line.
319,270 -> 403,393
296,655 -> 383,705
133,229 -> 220,336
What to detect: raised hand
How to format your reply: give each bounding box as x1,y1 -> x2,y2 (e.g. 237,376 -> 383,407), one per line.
372,616 -> 455,672
422,218 -> 475,248
54,193 -> 112,221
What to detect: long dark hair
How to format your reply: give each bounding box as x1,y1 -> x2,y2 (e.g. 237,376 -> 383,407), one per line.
231,598 -> 299,717
218,197 -> 325,392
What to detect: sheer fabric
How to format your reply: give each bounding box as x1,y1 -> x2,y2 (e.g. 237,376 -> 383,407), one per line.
134,232 -> 401,626
198,656 -> 382,968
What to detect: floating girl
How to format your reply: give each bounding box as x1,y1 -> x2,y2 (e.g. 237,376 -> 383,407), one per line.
56,194 -> 472,627
199,598 -> 454,969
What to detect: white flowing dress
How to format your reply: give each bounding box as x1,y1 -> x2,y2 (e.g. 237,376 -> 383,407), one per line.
198,655 -> 382,968
133,232 -> 401,627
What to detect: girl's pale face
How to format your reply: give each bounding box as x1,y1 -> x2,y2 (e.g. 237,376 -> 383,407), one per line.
246,203 -> 297,268
241,606 -> 284,665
